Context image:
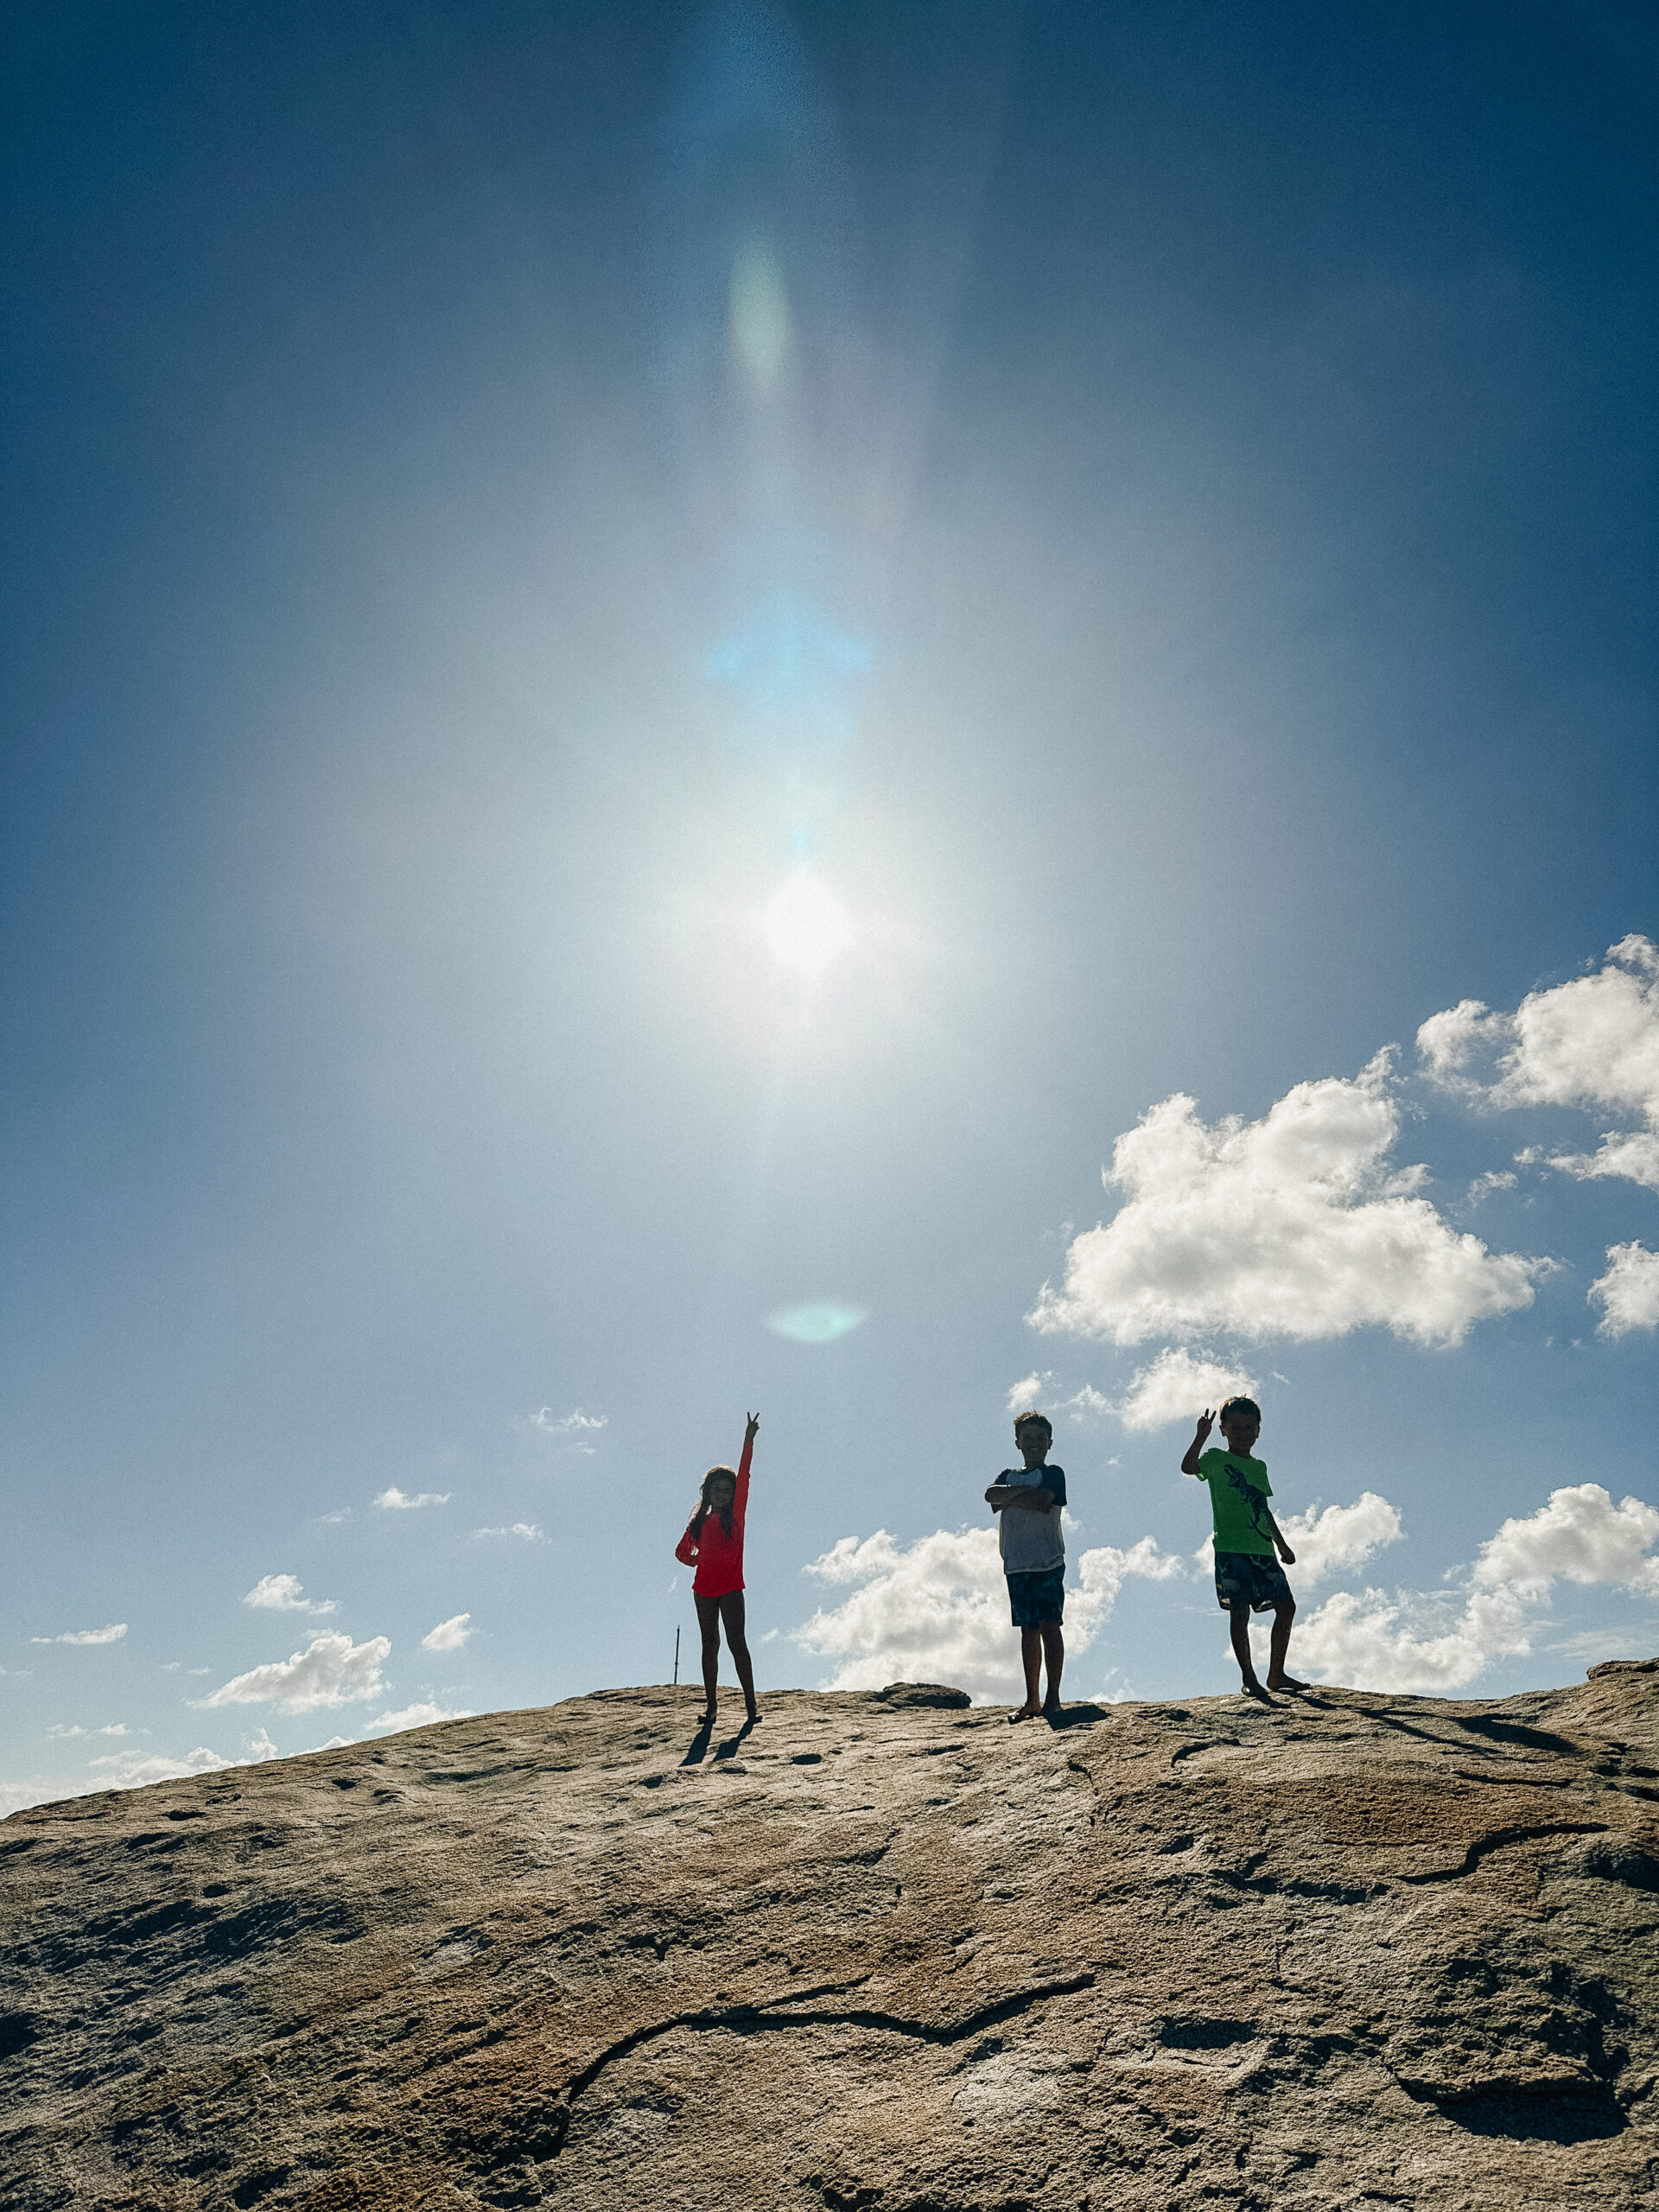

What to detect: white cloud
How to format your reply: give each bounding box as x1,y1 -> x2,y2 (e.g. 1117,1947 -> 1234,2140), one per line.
1032,1054 -> 1541,1351
365,1701 -> 474,1732
32,1624 -> 127,1646
1291,1585 -> 1529,1694
1465,1170 -> 1517,1205
198,1631 -> 391,1712
1591,1243 -> 1659,1338
46,1723 -> 85,1738
1002,1375 -> 1111,1426
1116,1347 -> 1259,1433
1276,1491 -> 1402,1583
528,1407 -> 607,1437
1293,1483 -> 1659,1691
86,1745 -> 232,1788
1059,1384 -> 1112,1422
421,1612 -> 473,1651
373,1487 -> 451,1510
0,1741 -> 237,1815
473,1522 -> 544,1542
247,1729 -> 279,1759
243,1573 -> 338,1615
1418,936 -> 1659,1190
797,1525 -> 1182,1703
1472,1483 -> 1659,1600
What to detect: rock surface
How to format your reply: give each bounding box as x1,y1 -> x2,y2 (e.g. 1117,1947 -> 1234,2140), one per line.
3,1665 -> 1659,2210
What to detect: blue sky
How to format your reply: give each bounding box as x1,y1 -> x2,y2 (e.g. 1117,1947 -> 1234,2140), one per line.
3,1 -> 1656,1804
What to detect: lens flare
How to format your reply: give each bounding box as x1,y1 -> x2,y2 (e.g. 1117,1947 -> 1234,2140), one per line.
761,873 -> 854,976
766,1302 -> 868,1344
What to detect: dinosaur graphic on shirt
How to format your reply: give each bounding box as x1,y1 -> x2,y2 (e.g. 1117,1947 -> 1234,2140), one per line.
1224,1459 -> 1273,1541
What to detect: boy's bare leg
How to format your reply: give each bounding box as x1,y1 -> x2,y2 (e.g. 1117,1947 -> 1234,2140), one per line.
1010,1626 -> 1045,1720
720,1592 -> 760,1721
1266,1602 -> 1305,1689
695,1594 -> 721,1723
1040,1623 -> 1065,1711
1228,1601 -> 1271,1700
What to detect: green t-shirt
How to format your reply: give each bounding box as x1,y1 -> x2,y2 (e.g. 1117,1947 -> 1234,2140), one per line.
1193,1448 -> 1276,1557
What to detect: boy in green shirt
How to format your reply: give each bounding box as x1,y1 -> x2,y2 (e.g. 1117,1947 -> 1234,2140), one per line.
1180,1395 -> 1305,1700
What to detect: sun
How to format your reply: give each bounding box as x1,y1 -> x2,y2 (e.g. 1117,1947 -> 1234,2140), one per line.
760,873 -> 855,977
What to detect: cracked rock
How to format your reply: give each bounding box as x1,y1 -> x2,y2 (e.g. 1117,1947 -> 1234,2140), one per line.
2,1666 -> 1656,2209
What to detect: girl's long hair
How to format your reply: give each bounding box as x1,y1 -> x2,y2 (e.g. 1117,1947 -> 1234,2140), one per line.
690,1465 -> 738,1541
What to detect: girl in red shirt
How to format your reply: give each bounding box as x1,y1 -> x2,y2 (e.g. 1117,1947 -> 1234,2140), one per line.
676,1411 -> 760,1727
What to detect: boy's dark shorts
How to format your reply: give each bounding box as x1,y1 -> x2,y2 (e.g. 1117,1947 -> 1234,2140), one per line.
1007,1566 -> 1065,1627
1214,1549 -> 1294,1613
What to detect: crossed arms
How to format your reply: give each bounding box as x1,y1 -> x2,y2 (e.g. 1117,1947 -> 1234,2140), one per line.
984,1480 -> 1059,1514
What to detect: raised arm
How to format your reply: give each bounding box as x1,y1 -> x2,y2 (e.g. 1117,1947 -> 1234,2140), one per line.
734,1411 -> 759,1519
1180,1409 -> 1215,1476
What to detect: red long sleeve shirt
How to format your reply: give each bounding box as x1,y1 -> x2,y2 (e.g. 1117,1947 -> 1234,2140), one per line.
675,1432 -> 753,1597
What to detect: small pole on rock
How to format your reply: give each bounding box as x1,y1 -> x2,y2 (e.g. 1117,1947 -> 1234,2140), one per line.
673,1624 -> 680,1713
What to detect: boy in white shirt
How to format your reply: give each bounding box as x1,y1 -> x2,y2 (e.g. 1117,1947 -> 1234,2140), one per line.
986,1409 -> 1067,1722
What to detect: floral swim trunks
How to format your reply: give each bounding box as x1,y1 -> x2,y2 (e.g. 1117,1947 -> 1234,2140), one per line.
1213,1549 -> 1294,1613
1007,1566 -> 1066,1626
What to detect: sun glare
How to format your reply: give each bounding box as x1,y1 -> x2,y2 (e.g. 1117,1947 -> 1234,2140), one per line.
760,873 -> 854,977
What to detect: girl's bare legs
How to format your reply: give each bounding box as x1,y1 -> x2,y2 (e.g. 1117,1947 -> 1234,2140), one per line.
719,1592 -> 760,1721
695,1593 -> 721,1722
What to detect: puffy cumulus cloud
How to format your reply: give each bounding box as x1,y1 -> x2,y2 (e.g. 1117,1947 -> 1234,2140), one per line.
199,1631 -> 391,1712
373,1487 -> 451,1510
421,1613 -> 473,1652
365,1702 -> 474,1733
1293,1483 -> 1659,1692
1472,1483 -> 1659,1600
1591,1243 -> 1659,1338
1276,1492 -> 1402,1584
797,1526 -> 1182,1704
1032,1056 -> 1541,1351
1193,1492 -> 1402,1584
1116,1349 -> 1259,1433
243,1573 -> 337,1615
1290,1586 -> 1529,1694
1418,936 -> 1659,1191
32,1624 -> 127,1646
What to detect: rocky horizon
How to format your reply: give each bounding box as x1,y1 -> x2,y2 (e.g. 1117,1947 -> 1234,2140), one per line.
3,1661 -> 1657,2209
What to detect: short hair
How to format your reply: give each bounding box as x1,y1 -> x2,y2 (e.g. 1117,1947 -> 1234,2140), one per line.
1218,1395 -> 1262,1425
1013,1409 -> 1052,1437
